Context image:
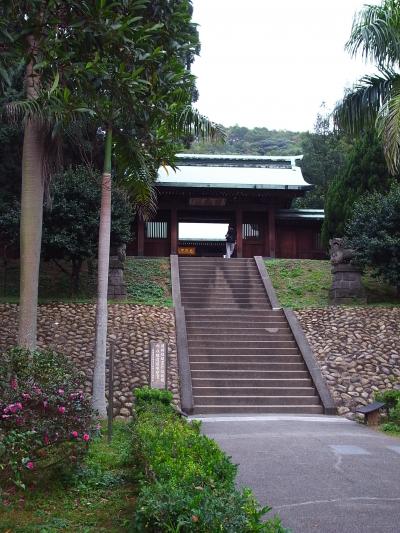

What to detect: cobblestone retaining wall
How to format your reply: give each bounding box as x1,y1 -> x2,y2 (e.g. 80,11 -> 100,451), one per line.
0,304 -> 179,418
296,308 -> 400,416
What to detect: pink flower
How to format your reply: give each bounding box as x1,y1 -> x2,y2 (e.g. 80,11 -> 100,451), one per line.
15,402 -> 22,410
71,431 -> 78,438
22,393 -> 31,400
83,433 -> 90,442
43,400 -> 48,408
44,434 -> 50,445
26,461 -> 34,470
58,406 -> 66,414
58,389 -> 64,395
10,378 -> 17,390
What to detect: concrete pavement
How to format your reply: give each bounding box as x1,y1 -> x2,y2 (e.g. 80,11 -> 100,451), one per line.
193,415 -> 400,533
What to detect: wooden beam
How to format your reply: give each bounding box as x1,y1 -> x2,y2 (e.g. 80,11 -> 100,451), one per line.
170,208 -> 178,255
268,207 -> 276,258
236,208 -> 243,258
137,217 -> 144,256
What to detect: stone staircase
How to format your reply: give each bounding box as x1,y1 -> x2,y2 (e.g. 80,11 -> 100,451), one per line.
178,257 -> 324,415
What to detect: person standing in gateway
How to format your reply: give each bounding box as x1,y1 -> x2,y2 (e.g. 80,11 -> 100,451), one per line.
225,224 -> 236,258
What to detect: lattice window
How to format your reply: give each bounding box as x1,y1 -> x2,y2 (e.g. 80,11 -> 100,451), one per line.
243,223 -> 260,240
145,221 -> 167,239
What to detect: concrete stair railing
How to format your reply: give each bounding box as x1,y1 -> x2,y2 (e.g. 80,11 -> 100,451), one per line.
171,256 -> 336,415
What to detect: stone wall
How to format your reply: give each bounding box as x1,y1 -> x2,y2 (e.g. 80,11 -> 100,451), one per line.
296,307 -> 400,416
0,304 -> 179,418
3,304 -> 399,419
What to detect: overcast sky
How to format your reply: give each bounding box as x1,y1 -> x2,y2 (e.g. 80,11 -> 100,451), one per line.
191,0 -> 380,132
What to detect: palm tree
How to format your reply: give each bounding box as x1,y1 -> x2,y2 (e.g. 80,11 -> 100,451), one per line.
334,0 -> 400,174
1,1 -> 97,349
72,0 -> 224,417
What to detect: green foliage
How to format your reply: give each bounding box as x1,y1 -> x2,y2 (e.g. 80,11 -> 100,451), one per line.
184,124 -> 302,156
0,421 -> 138,531
265,259 -> 400,308
0,347 -> 96,489
375,389 -> 400,410
322,132 -> 393,245
134,386 -> 173,409
294,110 -> 351,209
41,166 -> 133,291
334,1 -> 400,174
131,388 -> 284,532
125,258 -> 172,306
0,166 -> 134,293
265,259 -> 332,308
345,183 -> 400,289
376,389 -> 400,434
0,257 -> 172,304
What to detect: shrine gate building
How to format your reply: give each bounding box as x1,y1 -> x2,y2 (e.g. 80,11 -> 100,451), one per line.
127,154 -> 325,259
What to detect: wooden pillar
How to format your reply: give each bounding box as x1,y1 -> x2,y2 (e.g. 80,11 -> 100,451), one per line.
170,208 -> 178,255
268,207 -> 276,258
236,208 -> 243,258
137,217 -> 144,256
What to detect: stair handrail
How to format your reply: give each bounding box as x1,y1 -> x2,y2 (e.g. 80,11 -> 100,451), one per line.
284,309 -> 336,415
170,255 -> 194,414
255,256 -> 336,415
254,256 -> 281,310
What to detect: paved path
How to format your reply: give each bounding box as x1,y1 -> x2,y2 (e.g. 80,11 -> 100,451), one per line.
193,415 -> 400,533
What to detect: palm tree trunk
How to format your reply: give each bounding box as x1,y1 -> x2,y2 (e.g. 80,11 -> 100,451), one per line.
18,35 -> 44,349
92,127 -> 113,418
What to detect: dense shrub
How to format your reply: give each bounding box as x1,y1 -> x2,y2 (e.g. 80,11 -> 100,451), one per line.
375,389 -> 400,433
345,184 -> 400,290
0,348 -> 97,488
131,387 -> 285,532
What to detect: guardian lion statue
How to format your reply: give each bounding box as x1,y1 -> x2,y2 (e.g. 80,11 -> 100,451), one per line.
329,238 -> 355,265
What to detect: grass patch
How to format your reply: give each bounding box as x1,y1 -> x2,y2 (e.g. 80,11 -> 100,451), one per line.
124,258 -> 171,307
0,422 -> 137,532
265,259 -> 400,308
0,258 -> 171,306
266,259 -> 331,308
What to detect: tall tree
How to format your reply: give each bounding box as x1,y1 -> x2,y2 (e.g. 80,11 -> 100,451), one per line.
68,0 -> 223,416
0,1 -> 93,348
334,0 -> 400,175
294,107 -> 351,208
321,131 -> 393,244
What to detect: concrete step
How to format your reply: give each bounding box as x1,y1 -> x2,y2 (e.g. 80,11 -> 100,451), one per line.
188,340 -> 297,349
192,386 -> 316,396
179,270 -> 260,283
179,258 -> 254,261
191,377 -> 312,387
183,302 -> 271,311
186,322 -> 292,335
191,370 -> 309,379
186,322 -> 289,329
181,288 -> 266,295
187,333 -> 294,342
192,395 -> 321,406
192,405 -> 324,414
185,310 -> 284,317
182,295 -> 269,301
190,362 -> 306,371
189,347 -> 300,355
189,354 -> 302,363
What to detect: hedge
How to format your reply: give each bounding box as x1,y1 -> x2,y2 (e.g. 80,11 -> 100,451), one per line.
130,387 -> 285,532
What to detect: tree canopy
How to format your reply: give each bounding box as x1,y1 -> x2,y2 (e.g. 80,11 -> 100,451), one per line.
334,0 -> 400,175
321,132 -> 393,245
345,183 -> 400,290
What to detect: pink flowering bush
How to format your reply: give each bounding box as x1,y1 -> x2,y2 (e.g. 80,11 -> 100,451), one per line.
0,347 -> 97,489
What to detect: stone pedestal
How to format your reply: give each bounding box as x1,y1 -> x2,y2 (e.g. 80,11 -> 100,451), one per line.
108,256 -> 127,300
329,264 -> 366,305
